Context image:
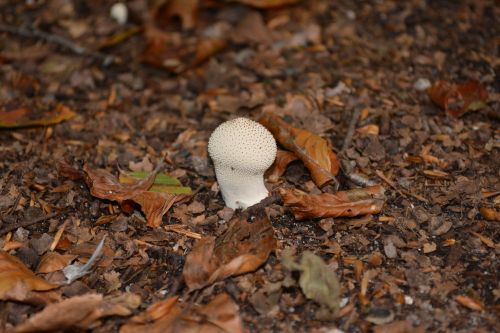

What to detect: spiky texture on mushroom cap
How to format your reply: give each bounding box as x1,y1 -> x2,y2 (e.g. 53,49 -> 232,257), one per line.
208,117 -> 277,174
208,117 -> 277,209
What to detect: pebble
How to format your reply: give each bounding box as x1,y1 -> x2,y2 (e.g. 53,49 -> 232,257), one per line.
414,78 -> 431,91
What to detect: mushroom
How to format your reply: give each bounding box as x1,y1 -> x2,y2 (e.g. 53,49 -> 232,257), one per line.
208,117 -> 277,209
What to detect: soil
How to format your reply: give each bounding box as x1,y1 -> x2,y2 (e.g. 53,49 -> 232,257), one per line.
0,0 -> 499,332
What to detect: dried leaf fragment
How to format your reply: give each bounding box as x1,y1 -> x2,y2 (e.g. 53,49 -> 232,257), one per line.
427,80 -> 488,117
259,112 -> 339,187
120,293 -> 243,333
280,185 -> 386,220
267,150 -> 299,183
455,295 -> 484,311
479,207 -> 500,222
183,207 -> 276,290
12,293 -> 141,332
0,104 -> 75,128
0,251 -> 58,301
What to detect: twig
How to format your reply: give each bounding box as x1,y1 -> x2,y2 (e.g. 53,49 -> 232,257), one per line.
341,107 -> 361,153
0,212 -> 58,236
0,23 -> 115,65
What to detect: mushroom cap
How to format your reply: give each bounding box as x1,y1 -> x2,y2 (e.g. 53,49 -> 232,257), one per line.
208,117 -> 277,173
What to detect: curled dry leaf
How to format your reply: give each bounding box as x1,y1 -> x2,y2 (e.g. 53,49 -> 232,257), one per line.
0,103 -> 75,128
37,252 -> 77,274
129,191 -> 178,228
120,293 -> 243,333
11,293 -> 141,333
183,207 -> 276,291
280,185 -> 386,220
267,150 -> 299,183
426,80 -> 488,117
259,112 -> 339,187
0,251 -> 58,301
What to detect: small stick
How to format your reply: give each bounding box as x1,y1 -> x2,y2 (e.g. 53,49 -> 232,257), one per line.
341,107 -> 361,153
0,23 -> 115,65
0,212 -> 58,236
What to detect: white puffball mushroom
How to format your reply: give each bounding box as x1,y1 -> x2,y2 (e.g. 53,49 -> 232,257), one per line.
208,117 -> 277,210
110,2 -> 128,25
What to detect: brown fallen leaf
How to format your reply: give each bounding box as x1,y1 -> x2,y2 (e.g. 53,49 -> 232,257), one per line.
11,293 -> 141,333
479,207 -> 500,222
120,293 -> 243,333
183,206 -> 276,291
427,80 -> 488,117
0,251 -> 58,301
83,163 -> 160,202
0,103 -> 76,128
130,191 -> 179,228
470,231 -> 497,249
232,0 -> 300,8
280,185 -> 386,220
259,112 -> 339,187
59,162 -> 187,228
37,252 -> 77,274
267,150 -> 299,183
142,26 -> 226,73
155,0 -> 198,30
455,295 -> 485,311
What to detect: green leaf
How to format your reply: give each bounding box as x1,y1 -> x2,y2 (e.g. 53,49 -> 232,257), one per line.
126,172 -> 182,186
122,172 -> 192,194
148,185 -> 192,194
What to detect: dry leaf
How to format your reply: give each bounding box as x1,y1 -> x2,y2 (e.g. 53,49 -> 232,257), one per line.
427,80 -> 488,117
155,0 -> 199,30
0,104 -> 75,128
12,293 -> 141,332
130,191 -> 178,228
37,252 -> 77,274
280,185 -> 386,220
259,112 -> 339,187
142,26 -> 226,73
83,163 -> 159,202
183,207 -> 276,290
120,293 -> 243,333
267,150 -> 299,183
0,251 -> 58,301
232,0 -> 300,8
59,162 -> 186,228
455,295 -> 484,311
479,207 -> 500,222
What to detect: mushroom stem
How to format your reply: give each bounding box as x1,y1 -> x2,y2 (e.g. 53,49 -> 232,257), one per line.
214,166 -> 269,209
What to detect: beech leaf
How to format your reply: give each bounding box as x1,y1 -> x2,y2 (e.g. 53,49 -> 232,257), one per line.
259,112 -> 339,187
426,80 -> 488,117
0,104 -> 75,128
183,207 -> 276,291
0,251 -> 58,301
280,185 -> 386,220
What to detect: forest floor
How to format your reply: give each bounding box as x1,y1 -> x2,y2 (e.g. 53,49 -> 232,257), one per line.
0,1 -> 499,332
